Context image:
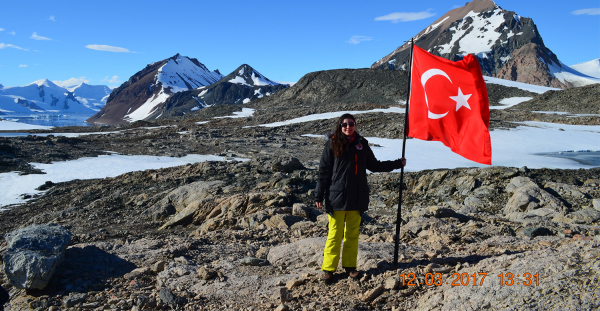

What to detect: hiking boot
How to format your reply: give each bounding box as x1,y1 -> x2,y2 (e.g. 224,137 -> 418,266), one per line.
345,267 -> 360,280
321,271 -> 334,285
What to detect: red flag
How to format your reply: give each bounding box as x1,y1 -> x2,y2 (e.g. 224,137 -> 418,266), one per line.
408,45 -> 492,165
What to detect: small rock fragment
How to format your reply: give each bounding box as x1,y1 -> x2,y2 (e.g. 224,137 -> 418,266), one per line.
362,285 -> 385,302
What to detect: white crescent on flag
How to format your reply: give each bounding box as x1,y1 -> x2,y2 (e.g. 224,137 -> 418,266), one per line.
421,68 -> 451,119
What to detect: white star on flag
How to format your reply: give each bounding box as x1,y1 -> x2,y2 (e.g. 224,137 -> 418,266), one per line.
450,87 -> 472,111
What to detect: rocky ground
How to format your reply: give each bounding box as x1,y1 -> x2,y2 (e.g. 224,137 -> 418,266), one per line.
1,82 -> 600,310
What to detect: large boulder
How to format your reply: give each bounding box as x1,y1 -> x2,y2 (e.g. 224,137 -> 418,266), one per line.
2,224 -> 71,289
504,184 -> 567,216
271,157 -> 305,173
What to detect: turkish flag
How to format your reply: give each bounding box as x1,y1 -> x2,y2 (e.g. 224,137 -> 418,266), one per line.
408,45 -> 492,165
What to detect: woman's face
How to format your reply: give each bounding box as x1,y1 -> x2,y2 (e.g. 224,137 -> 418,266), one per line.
341,118 -> 356,136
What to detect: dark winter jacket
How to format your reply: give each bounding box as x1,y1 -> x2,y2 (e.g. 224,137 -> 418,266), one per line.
314,134 -> 403,213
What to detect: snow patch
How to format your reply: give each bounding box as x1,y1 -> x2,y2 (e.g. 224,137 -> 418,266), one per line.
548,61 -> 600,87
437,7 -> 505,56
0,154 -> 249,208
489,97 -> 533,110
214,108 -> 255,119
229,76 -> 249,86
123,90 -> 170,122
569,59 -> 600,80
483,76 -> 560,94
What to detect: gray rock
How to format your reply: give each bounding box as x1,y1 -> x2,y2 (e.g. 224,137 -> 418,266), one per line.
565,209 -> 600,224
144,180 -> 223,223
505,176 -> 537,194
458,205 -> 479,214
455,175 -> 477,195
593,199 -> 600,211
271,157 -> 305,173
273,287 -> 293,303
504,185 -> 567,216
411,206 -> 456,218
505,212 -> 549,224
265,215 -> 304,229
159,288 -> 178,306
523,227 -> 553,238
63,293 -> 88,308
3,224 -> 71,290
239,257 -> 269,266
463,196 -> 485,209
238,213 -> 269,229
292,203 -> 311,218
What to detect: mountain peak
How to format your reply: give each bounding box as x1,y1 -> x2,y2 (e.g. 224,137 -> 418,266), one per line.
370,0 -> 598,88
29,79 -> 59,88
224,64 -> 279,87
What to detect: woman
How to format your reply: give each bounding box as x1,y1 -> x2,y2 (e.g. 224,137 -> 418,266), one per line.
314,113 -> 406,284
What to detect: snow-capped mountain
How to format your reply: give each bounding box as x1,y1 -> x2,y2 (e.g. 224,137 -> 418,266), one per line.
87,54 -> 223,125
159,64 -> 288,118
0,79 -> 110,115
570,59 -> 600,80
87,59 -> 288,124
372,0 -> 600,89
224,64 -> 280,87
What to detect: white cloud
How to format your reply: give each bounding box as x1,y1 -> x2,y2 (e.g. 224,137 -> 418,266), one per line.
346,36 -> 374,44
48,16 -> 56,21
0,43 -> 28,51
102,75 -> 122,84
86,44 -> 132,53
375,10 -> 435,23
0,28 -> 4,31
572,8 -> 600,15
19,64 -> 27,67
53,77 -> 90,88
31,32 -> 53,41
9,31 -> 15,36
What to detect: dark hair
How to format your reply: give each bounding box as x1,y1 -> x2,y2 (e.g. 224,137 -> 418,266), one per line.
331,113 -> 357,157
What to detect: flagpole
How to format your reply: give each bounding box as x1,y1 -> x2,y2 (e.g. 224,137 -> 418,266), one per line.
394,38 -> 414,271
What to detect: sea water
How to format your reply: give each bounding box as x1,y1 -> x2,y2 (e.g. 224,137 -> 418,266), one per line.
3,114 -> 93,127
537,151 -> 600,167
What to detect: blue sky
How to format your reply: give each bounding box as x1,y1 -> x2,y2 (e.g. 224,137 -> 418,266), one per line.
0,0 -> 598,88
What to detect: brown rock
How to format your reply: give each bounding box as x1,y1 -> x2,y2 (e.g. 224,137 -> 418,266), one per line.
286,278 -> 305,290
362,285 -> 385,302
275,304 -> 290,311
197,267 -> 217,280
124,267 -> 151,280
151,261 -> 166,273
273,287 -> 293,303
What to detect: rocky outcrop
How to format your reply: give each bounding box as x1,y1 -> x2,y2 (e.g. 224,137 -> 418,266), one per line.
2,224 -> 71,289
494,43 -> 570,89
512,83 -> 600,114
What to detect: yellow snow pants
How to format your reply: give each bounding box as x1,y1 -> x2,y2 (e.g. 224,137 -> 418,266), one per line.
322,210 -> 361,272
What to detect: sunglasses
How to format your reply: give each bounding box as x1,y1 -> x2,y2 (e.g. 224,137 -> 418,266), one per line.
341,122 -> 356,128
